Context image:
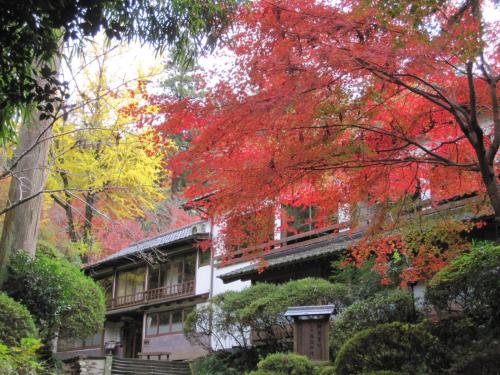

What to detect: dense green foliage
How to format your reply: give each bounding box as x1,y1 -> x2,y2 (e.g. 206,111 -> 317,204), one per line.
330,258 -> 392,300
189,348 -> 268,375
248,352 -> 317,375
423,241 -> 500,374
0,293 -> 37,347
4,252 -> 105,346
0,338 -> 47,375
190,353 -> 238,375
330,290 -> 418,358
333,322 -> 438,375
427,241 -> 500,328
185,278 -> 350,351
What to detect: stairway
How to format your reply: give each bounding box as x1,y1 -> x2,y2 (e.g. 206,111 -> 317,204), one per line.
111,358 -> 191,375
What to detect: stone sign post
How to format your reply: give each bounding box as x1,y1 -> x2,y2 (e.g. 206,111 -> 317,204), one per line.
284,305 -> 335,362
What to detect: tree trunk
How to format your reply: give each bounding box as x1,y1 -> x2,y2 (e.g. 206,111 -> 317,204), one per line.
481,166 -> 500,239
0,114 -> 53,282
0,50 -> 61,283
81,192 -> 96,263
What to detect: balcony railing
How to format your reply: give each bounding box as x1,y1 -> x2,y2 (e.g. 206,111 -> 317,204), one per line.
106,279 -> 195,310
218,195 -> 482,267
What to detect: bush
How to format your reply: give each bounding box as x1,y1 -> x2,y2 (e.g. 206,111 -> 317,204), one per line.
330,290 -> 419,358
0,293 -> 37,346
186,278 -> 350,352
0,338 -> 48,375
248,352 -> 317,375
447,343 -> 500,375
318,365 -> 335,375
190,348 -> 262,375
426,241 -> 500,329
330,258 -> 394,300
333,322 -> 438,375
424,241 -> 500,374
190,353 -> 238,375
420,315 -> 500,374
4,252 -> 105,349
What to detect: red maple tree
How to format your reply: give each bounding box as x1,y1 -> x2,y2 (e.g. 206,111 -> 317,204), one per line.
140,0 -> 499,282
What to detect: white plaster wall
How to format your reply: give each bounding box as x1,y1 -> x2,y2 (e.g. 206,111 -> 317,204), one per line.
212,261 -> 252,296
208,261 -> 252,350
196,264 -> 211,295
206,223 -> 256,350
413,282 -> 426,308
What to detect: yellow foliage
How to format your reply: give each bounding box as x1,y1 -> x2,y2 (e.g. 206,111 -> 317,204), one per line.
47,47 -> 170,222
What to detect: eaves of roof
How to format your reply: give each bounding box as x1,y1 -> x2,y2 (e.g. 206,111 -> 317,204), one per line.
85,221 -> 209,271
219,230 -> 364,282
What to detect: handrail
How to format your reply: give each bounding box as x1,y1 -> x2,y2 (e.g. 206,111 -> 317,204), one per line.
216,222 -> 349,266
218,223 -> 347,259
217,195 -> 484,267
106,279 -> 195,310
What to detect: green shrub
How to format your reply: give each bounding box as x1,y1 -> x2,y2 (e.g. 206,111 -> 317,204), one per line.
427,241 -> 500,329
4,252 -> 105,349
186,278 -> 350,352
318,365 -> 335,375
190,348 -> 264,375
447,342 -> 500,375
330,258 -> 394,300
0,293 -> 37,346
424,241 -> 500,373
333,322 -> 438,375
190,353 -> 238,375
421,316 -> 500,374
248,352 -> 317,375
0,337 -> 47,375
330,290 -> 419,358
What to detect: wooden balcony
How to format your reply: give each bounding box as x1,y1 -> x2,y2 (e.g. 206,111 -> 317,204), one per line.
218,195 -> 483,267
106,280 -> 196,311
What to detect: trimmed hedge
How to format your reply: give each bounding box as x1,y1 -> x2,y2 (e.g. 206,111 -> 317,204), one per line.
0,293 -> 37,346
248,352 -> 317,375
333,322 -> 438,375
330,290 -> 418,358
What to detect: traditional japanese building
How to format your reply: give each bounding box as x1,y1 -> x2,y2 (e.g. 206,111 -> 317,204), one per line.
54,195 -> 495,361
55,221 -> 217,361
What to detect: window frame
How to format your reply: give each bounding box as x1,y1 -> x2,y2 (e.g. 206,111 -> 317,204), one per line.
147,252 -> 196,291
145,308 -> 192,337
116,266 -> 146,298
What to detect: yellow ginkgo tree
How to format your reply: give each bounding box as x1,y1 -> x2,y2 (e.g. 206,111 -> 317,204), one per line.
46,45 -> 171,260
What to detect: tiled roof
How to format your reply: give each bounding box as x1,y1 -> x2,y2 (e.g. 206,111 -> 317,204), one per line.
88,221 -> 209,267
219,230 -> 363,281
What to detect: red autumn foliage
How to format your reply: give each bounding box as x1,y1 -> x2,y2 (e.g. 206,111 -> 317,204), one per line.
137,0 -> 499,282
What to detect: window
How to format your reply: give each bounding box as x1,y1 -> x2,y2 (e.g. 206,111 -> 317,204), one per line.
146,313 -> 158,336
148,253 -> 196,290
171,310 -> 183,332
57,330 -> 103,352
116,267 -> 145,298
198,249 -> 211,267
158,312 -> 170,334
145,308 -> 192,336
283,205 -> 317,236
